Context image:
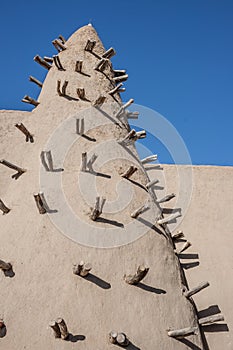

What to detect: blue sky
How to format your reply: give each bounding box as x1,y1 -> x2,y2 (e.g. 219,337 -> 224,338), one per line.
0,0 -> 232,165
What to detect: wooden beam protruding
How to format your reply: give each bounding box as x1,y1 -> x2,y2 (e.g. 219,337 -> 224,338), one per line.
56,318 -> 69,340
0,159 -> 26,180
49,320 -> 61,338
22,95 -> 39,107
15,123 -> 34,143
102,47 -> 116,59
125,111 -> 139,119
115,99 -> 134,118
90,196 -> 106,221
113,69 -> 126,76
183,281 -> 210,298
108,83 -> 125,96
146,178 -> 159,189
121,165 -> 137,179
93,96 -> 106,107
141,155 -> 158,164
109,331 -> 129,346
167,326 -> 198,338
75,60 -> 83,73
0,199 -> 10,215
157,212 -> 181,225
158,193 -> 176,203
0,259 -> 12,271
34,55 -> 52,70
29,75 -> 43,88
57,80 -> 68,96
113,74 -> 128,83
76,118 -> 84,135
40,151 -> 54,171
199,314 -> 224,325
131,203 -> 149,219
124,265 -> 149,285
73,261 -> 92,277
52,39 -> 66,52
172,230 -> 184,241
43,56 -> 53,63
85,40 -> 96,52
33,193 -> 47,214
53,55 -> 65,70
176,241 -> 191,254
94,58 -> 109,72
59,34 -> 66,43
77,88 -> 89,100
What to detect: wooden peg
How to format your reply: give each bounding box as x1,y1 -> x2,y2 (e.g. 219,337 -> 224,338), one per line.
0,199 -> 10,215
0,159 -> 26,179
34,55 -> 52,70
59,34 -> 66,43
52,39 -> 66,52
93,96 -> 106,107
90,196 -> 106,221
53,55 -> 64,70
80,152 -> 87,171
94,58 -> 109,72
76,118 -> 84,135
56,318 -> 69,340
73,261 -> 92,277
77,88 -> 88,100
113,74 -> 128,83
136,130 -> 146,139
49,320 -> 61,338
29,76 -> 43,88
84,40 -> 96,52
183,281 -> 210,298
40,151 -> 54,171
102,47 -> 116,59
146,178 -> 159,189
115,99 -> 134,118
131,203 -> 149,218
124,265 -> 149,285
141,155 -> 158,164
0,259 -> 12,271
125,111 -> 139,119
157,212 -> 181,225
22,95 -> 39,107
176,241 -> 191,254
119,129 -> 137,144
158,193 -> 176,203
199,314 -> 224,325
113,69 -> 126,76
121,166 -> 137,179
167,326 -> 198,338
109,331 -> 118,344
43,56 -> 53,63
108,83 -> 124,95
116,333 -> 129,347
57,80 -> 68,96
75,60 -> 83,73
33,193 -> 46,214
172,230 -> 184,241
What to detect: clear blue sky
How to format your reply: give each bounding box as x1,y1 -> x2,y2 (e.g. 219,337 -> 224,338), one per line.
0,0 -> 232,166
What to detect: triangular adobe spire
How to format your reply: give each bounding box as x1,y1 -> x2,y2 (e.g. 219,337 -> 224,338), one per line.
0,25 -> 204,349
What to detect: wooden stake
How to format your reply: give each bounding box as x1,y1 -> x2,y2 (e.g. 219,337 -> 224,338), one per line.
90,196 -> 106,221
136,130 -> 146,139
113,69 -> 126,76
124,265 -> 149,285
76,118 -> 84,135
0,259 -> 12,271
184,281 -> 210,298
22,95 -> 39,107
167,326 -> 198,338
146,178 -> 159,189
29,75 -> 43,88
49,320 -> 61,338
116,333 -> 129,346
59,34 -> 66,43
113,74 -> 128,83
172,230 -> 184,241
157,212 -> 181,225
176,241 -> 191,254
102,47 -> 116,59
73,261 -> 92,277
119,129 -> 137,144
121,166 -> 137,179
125,111 -> 139,119
141,155 -> 158,164
93,96 -> 106,107
53,55 -> 64,70
94,58 -> 109,72
40,151 -> 54,171
115,99 -> 134,118
80,152 -> 87,172
0,199 -> 10,215
43,56 -> 53,63
131,203 -> 149,218
109,331 -> 118,344
57,80 -> 68,96
52,39 -> 66,52
108,83 -> 124,95
33,193 -> 46,214
15,123 -> 34,143
75,60 -> 83,73
84,40 -> 96,52
34,55 -> 52,69
0,159 -> 26,179
77,88 -> 88,100
56,318 -> 69,340
158,193 -> 176,203
199,314 -> 224,325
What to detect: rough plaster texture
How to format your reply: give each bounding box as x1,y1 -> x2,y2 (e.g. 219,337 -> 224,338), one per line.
0,25 -> 216,349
